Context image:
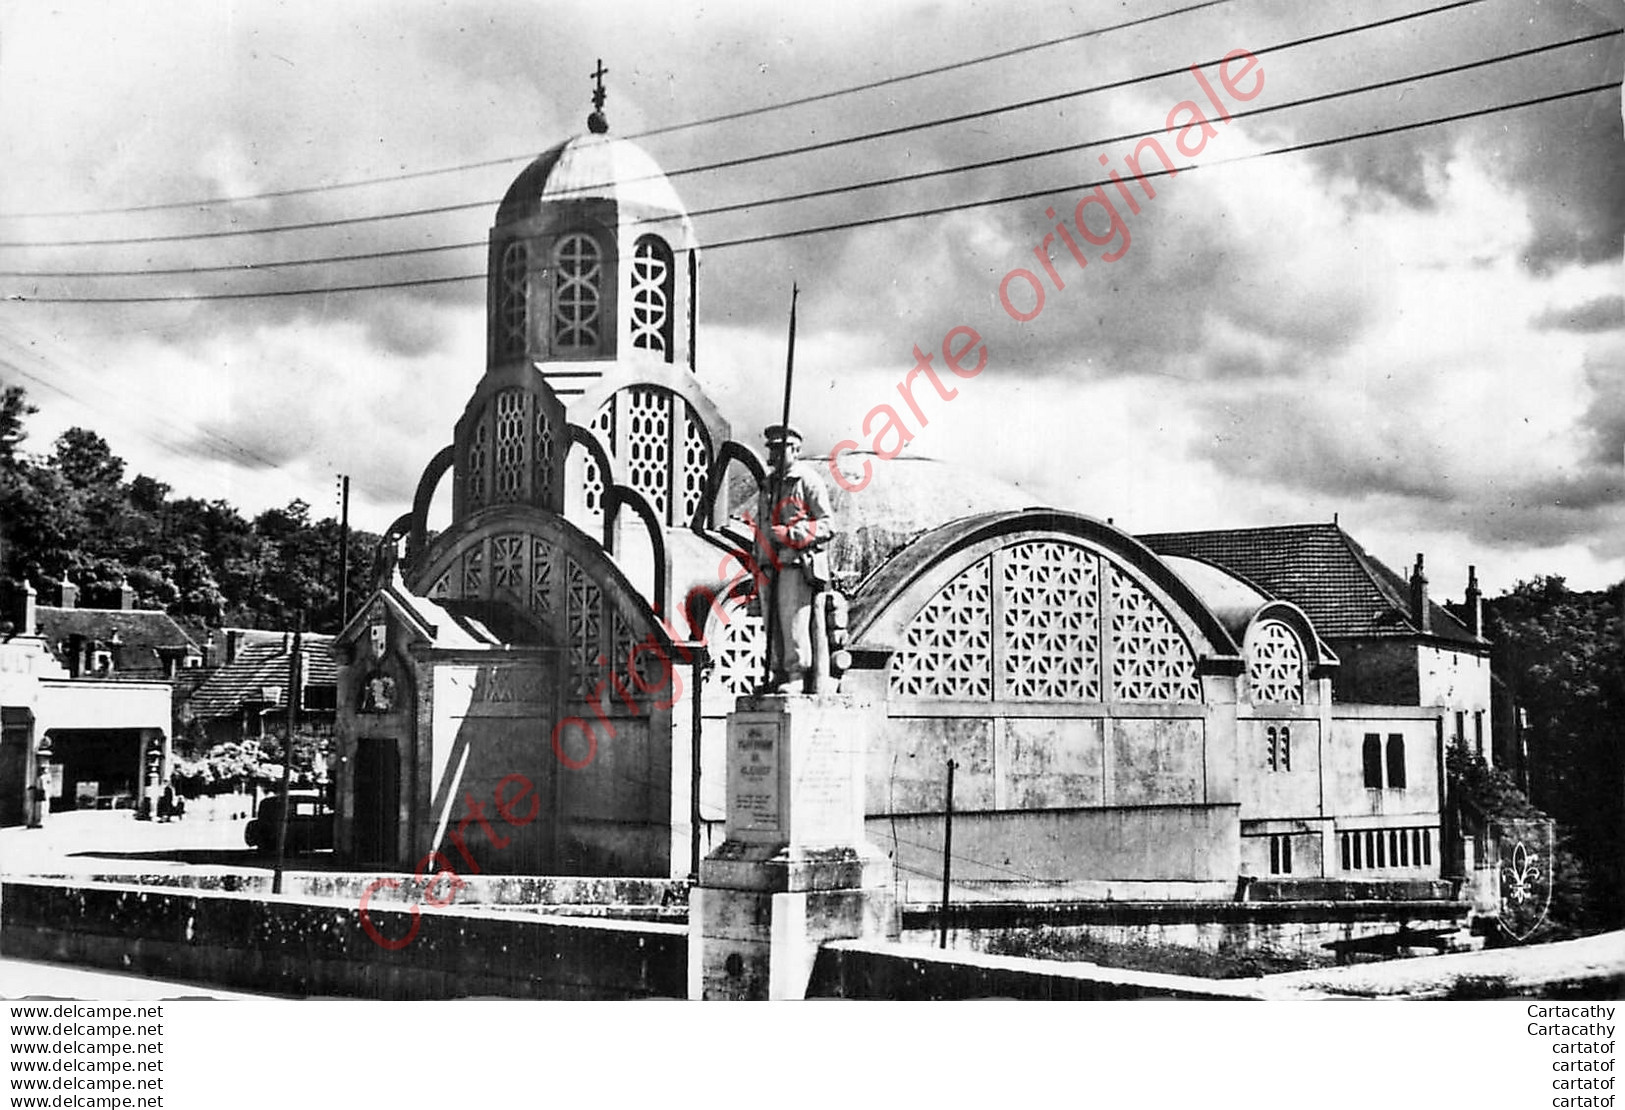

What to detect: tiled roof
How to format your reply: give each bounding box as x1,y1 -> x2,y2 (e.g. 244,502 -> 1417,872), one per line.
185,633 -> 338,720
36,606 -> 199,677
1137,523 -> 1483,646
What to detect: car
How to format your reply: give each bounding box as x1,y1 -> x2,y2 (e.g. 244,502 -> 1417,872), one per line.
244,791 -> 334,856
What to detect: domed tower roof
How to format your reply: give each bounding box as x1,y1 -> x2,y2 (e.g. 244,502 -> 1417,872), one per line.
495,134 -> 692,226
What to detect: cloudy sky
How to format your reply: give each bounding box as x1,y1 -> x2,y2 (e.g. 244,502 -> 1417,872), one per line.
0,0 -> 1620,595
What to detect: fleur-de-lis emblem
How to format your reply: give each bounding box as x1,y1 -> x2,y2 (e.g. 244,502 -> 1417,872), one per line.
1502,841 -> 1541,904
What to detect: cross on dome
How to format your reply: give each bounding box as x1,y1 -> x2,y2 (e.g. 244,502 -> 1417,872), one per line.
588,58 -> 609,134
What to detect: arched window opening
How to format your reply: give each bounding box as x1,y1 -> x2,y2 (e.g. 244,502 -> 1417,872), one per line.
1386,734 -> 1407,789
497,240 -> 529,357
1248,620 -> 1304,704
553,233 -> 603,352
631,236 -> 675,360
467,417 -> 490,510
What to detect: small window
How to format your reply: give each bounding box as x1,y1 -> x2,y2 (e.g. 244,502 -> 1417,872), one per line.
497,240 -> 529,357
1455,710 -> 1466,744
553,233 -> 603,352
1266,726 -> 1292,773
1386,734 -> 1407,789
1269,834 -> 1293,875
1362,734 -> 1382,788
1473,710 -> 1484,757
630,235 -> 675,360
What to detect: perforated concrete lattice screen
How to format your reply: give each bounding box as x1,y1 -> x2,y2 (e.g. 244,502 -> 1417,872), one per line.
1001,541 -> 1100,701
578,387 -> 713,526
890,558 -> 993,700
1248,620 -> 1305,704
890,542 -> 1203,704
498,240 -> 528,356
565,556 -> 603,698
1108,565 -> 1202,702
630,235 -> 674,358
712,608 -> 766,698
494,389 -> 527,501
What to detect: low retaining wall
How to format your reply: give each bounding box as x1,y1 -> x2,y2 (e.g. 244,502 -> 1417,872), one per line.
18,872 -> 688,918
1,879 -> 687,999
810,939 -> 1267,1000
902,899 -> 1471,972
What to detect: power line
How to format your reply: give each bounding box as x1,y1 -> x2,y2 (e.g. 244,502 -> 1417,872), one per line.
0,0 -> 1236,221
0,0 -> 1490,251
7,27 -> 1610,283
701,79 -> 1619,252
0,321 -> 286,468
5,78 -> 1612,305
0,326 -> 284,470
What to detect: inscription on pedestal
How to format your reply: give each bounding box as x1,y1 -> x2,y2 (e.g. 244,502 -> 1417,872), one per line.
793,726 -> 857,846
730,720 -> 782,835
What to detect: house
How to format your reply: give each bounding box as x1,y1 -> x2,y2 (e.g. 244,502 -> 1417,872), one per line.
182,629 -> 338,748
0,581 -> 180,821
1138,523 -> 1493,762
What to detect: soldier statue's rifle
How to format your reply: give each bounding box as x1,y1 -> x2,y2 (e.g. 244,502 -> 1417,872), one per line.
762,284 -> 797,690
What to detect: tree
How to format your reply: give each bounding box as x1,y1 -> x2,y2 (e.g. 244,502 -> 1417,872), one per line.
1485,577 -> 1624,929
0,385 -> 379,633
0,385 -> 36,469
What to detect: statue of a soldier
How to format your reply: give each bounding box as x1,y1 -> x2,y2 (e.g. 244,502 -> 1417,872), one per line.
757,424 -> 835,694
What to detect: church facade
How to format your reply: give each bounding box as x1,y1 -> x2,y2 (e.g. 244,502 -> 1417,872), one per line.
331,106 -> 1474,902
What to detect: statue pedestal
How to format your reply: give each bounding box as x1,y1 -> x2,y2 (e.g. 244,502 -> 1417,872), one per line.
689,694 -> 896,1000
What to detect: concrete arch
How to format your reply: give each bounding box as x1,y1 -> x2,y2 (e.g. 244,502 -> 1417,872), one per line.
851,509 -> 1242,665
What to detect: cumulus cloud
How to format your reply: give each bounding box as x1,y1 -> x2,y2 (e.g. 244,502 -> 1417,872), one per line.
0,0 -> 1619,590
1534,294 -> 1625,332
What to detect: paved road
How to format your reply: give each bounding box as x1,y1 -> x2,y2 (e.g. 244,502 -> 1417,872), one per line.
1,799 -> 344,877
0,958 -> 275,1001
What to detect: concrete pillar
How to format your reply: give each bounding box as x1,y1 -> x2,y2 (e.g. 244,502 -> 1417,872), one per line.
690,693 -> 897,1000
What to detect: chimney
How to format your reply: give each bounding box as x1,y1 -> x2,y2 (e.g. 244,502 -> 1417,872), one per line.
203,632 -> 217,668
58,579 -> 77,609
226,630 -> 243,665
118,580 -> 135,611
21,579 -> 36,636
1464,565 -> 1483,637
1409,553 -> 1431,634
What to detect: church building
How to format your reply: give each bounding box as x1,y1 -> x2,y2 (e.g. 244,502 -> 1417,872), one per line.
331,86 -> 1477,903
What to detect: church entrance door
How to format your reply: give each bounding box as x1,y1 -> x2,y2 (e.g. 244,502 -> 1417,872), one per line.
353,736 -> 399,864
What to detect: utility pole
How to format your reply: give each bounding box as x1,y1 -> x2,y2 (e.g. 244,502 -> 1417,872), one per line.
337,475 -> 351,629
272,618 -> 303,896
939,757 -> 956,949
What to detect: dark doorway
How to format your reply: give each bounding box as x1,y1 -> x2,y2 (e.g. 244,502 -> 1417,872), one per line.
353,736 -> 399,864
0,708 -> 32,826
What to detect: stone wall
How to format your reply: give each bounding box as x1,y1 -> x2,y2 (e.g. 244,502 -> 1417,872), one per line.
0,879 -> 686,999
898,896 -> 1468,971
871,803 -> 1240,902
809,939 -> 1266,1000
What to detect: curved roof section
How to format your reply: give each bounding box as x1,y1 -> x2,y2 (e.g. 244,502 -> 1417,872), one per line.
1160,554 -> 1270,641
736,452 -> 1033,587
496,134 -> 689,224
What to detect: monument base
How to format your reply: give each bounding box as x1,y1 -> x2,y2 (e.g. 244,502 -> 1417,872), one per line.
691,844 -> 897,1001
689,694 -> 898,1000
